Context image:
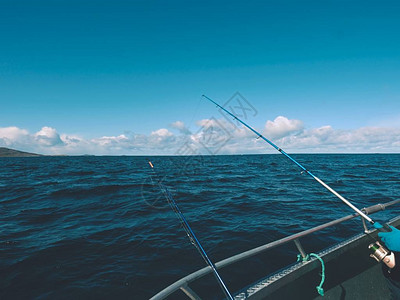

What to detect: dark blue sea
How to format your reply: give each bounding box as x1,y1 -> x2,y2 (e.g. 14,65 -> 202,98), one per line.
1,154 -> 400,299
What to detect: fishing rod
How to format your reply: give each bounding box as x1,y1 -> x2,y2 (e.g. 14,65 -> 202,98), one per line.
147,161 -> 234,300
203,95 -> 392,233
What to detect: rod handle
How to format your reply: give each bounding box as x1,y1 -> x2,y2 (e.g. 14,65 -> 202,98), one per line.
379,223 -> 393,232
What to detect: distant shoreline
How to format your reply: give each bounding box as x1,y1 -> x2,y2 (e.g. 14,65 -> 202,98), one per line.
0,147 -> 42,157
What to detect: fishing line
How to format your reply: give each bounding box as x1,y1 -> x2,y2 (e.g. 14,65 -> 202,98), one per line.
147,160 -> 234,300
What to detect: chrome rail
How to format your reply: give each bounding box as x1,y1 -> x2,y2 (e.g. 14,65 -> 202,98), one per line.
150,199 -> 400,300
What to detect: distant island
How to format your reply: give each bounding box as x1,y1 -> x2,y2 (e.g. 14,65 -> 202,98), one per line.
0,147 -> 42,157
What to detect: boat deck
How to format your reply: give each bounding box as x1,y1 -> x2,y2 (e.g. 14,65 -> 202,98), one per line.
247,219 -> 399,300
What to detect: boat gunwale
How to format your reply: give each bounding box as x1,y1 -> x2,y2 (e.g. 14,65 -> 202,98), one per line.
150,199 -> 400,300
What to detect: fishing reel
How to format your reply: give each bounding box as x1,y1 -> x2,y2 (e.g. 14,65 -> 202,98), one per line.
369,241 -> 396,269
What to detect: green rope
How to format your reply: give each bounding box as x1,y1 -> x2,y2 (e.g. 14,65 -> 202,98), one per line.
297,253 -> 325,296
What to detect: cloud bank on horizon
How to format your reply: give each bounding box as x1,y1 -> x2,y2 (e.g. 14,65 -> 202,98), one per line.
1,116 -> 399,155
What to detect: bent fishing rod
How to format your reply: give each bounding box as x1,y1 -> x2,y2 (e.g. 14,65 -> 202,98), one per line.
147,161 -> 234,300
203,95 -> 392,233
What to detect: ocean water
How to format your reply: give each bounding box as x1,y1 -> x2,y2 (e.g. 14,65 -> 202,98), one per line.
1,154 -> 400,299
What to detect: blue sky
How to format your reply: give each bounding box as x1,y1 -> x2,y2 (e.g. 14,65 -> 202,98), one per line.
1,0 -> 400,155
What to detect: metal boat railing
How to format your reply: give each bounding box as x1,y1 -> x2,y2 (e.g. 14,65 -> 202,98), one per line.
150,199 -> 400,300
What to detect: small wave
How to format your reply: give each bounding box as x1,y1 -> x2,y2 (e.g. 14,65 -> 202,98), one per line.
49,184 -> 138,199
67,170 -> 96,176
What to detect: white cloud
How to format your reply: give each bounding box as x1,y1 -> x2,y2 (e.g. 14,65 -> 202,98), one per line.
0,126 -> 34,152
151,128 -> 173,137
149,128 -> 176,149
0,126 -> 30,144
1,118 -> 400,155
277,126 -> 400,153
171,121 -> 191,135
265,116 -> 304,139
94,134 -> 128,146
35,126 -> 64,146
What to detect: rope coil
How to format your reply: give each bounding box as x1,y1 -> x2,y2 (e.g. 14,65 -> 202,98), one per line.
297,253 -> 325,296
